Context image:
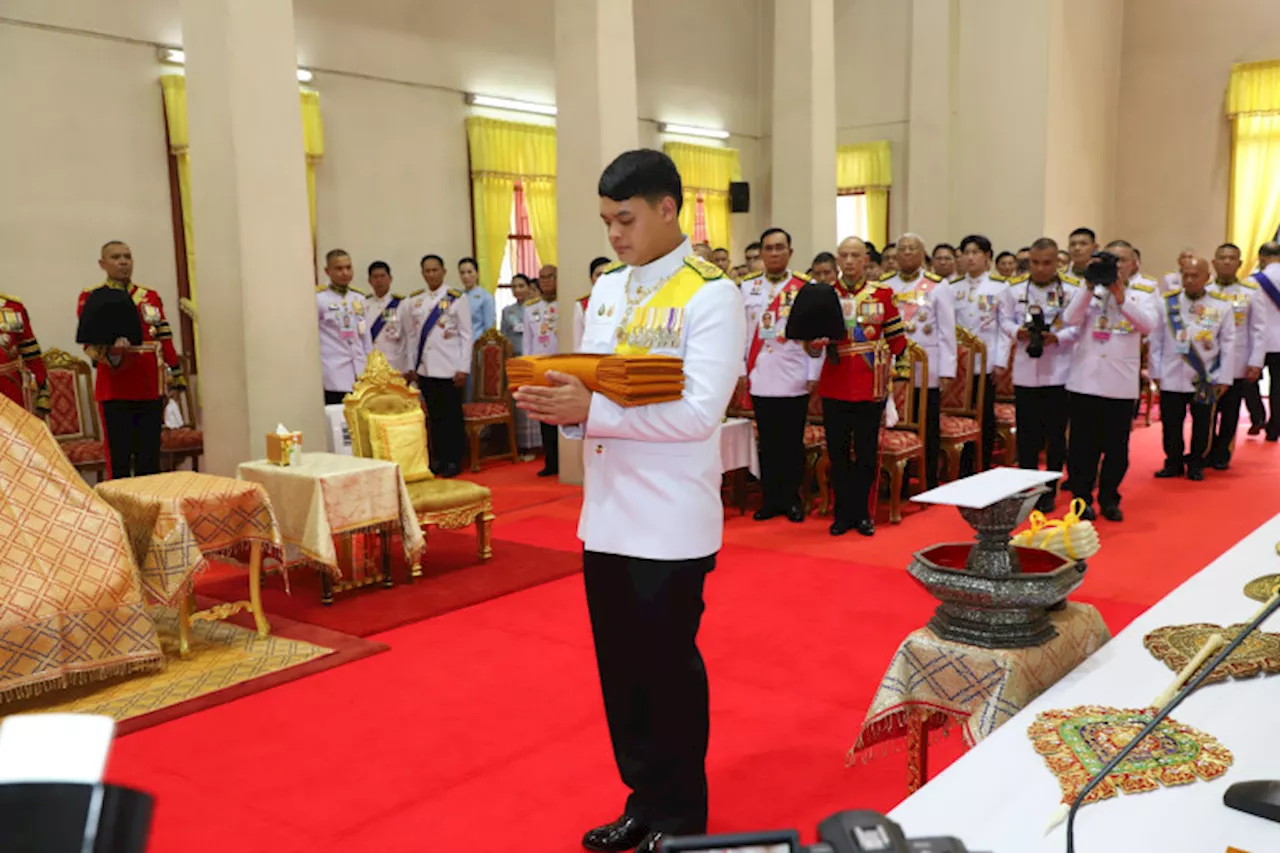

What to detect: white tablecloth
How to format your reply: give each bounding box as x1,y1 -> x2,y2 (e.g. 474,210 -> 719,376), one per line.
889,513 -> 1280,852
720,417 -> 759,479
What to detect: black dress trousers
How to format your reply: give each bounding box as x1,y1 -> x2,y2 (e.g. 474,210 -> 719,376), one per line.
1066,391 -> 1134,511
751,394 -> 810,511
583,551 -> 713,836
821,397 -> 884,524
1013,385 -> 1070,481
101,399 -> 165,479
1160,390 -> 1213,472
419,375 -> 465,468
1209,378 -> 1251,465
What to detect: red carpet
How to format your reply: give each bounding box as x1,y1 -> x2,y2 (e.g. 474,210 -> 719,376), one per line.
104,422 -> 1280,852
197,531 -> 584,637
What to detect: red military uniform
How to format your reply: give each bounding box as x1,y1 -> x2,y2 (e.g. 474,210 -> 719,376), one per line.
77,281 -> 185,478
816,277 -> 907,537
0,294 -> 50,414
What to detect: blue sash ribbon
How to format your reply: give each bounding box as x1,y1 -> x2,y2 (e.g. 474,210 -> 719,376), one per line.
1252,270 -> 1280,311
1165,293 -> 1215,405
415,294 -> 452,373
370,296 -> 400,342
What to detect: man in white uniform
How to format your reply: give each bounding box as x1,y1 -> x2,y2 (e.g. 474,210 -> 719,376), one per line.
396,253 -> 471,477
1150,256 -> 1233,481
514,150 -> 744,853
887,233 -> 956,490
573,256 -> 613,351
363,260 -> 406,373
740,227 -> 821,522
523,264 -> 560,476
1063,240 -> 1160,521
1254,242 -> 1280,442
316,249 -> 373,405
1207,243 -> 1267,468
952,234 -> 1007,472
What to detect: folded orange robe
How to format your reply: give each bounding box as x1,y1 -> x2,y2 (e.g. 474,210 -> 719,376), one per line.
508,354 -> 685,407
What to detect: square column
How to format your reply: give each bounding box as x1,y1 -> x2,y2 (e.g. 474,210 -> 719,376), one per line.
906,0 -> 954,243
180,0 -> 327,473
554,0 -> 639,485
770,0 -> 837,263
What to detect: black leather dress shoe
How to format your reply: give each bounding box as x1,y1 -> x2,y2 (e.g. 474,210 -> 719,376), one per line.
1078,505 -> 1096,521
1209,459 -> 1230,471
635,832 -> 667,853
855,519 -> 875,537
786,504 -> 806,523
439,464 -> 461,478
753,507 -> 783,521
1248,423 -> 1264,436
830,520 -> 852,537
582,815 -> 650,853
536,467 -> 558,478
1187,467 -> 1206,481
1101,505 -> 1124,522
1035,493 -> 1056,514
1153,466 -> 1183,479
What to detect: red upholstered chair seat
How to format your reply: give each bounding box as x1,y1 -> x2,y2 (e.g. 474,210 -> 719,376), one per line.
463,401 -> 510,420
940,414 -> 981,441
879,428 -> 923,456
61,439 -> 105,464
46,370 -> 83,437
161,427 -> 203,450
994,402 -> 1016,426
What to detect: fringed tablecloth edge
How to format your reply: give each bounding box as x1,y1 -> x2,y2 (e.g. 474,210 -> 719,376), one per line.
847,702 -> 969,766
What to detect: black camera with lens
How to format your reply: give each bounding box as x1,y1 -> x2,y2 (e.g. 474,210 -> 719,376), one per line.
1084,249 -> 1120,298
1025,304 -> 1048,359
659,810 -> 982,853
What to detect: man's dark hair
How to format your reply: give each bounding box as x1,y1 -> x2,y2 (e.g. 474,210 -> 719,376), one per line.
101,240 -> 128,255
812,251 -> 837,267
325,248 -> 350,266
1217,243 -> 1241,254
368,260 -> 391,275
1030,237 -> 1059,252
745,241 -> 762,253
1018,246 -> 1032,254
512,273 -> 531,286
1105,239 -> 1135,253
884,242 -> 897,251
959,234 -> 993,256
589,256 -> 612,275
760,227 -> 792,247
1070,227 -> 1097,242
420,254 -> 444,267
996,251 -> 1016,264
1257,241 -> 1280,261
713,246 -> 729,255
868,249 -> 883,264
932,242 -> 956,257
598,149 -> 683,213
458,256 -> 478,270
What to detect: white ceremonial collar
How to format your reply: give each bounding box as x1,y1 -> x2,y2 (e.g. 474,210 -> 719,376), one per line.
630,236 -> 692,289
965,271 -> 990,285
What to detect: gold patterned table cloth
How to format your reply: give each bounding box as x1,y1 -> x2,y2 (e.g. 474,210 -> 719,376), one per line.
0,397 -> 163,701
850,602 -> 1110,791
237,453 -> 424,580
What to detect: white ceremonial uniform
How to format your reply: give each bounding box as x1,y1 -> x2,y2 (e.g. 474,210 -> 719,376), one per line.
1064,276 -> 1161,399
741,271 -> 822,395
316,284 -> 374,393
1255,263 -> 1280,356
888,269 -> 956,388
1160,271 -> 1183,295
996,274 -> 1085,387
397,285 -> 473,379
363,291 -> 408,373
951,271 -> 1008,374
573,300 -> 587,352
1208,278 -> 1267,379
564,238 -> 745,561
524,298 -> 559,357
1149,289 -> 1234,392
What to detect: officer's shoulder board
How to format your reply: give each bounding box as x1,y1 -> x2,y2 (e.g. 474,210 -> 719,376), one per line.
879,272 -> 897,282
683,255 -> 724,280
1240,278 -> 1259,290
741,271 -> 764,283
989,273 -> 1008,283
792,270 -> 811,283
1130,281 -> 1156,293
1007,274 -> 1028,285
350,287 -> 369,298
409,288 -> 425,297
315,284 -> 329,294
1163,287 -> 1182,297
1209,290 -> 1231,302
1061,273 -> 1081,285
391,292 -> 405,301
924,271 -> 943,283
0,293 -> 21,305
447,288 -> 463,299
599,260 -> 627,276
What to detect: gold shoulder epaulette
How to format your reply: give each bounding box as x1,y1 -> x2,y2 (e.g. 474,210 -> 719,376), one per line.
683,254 -> 725,280
1210,290 -> 1230,301
0,293 -> 21,304
409,288 -> 425,297
447,288 -> 463,298
879,272 -> 897,282
1061,273 -> 1080,285
924,271 -> 942,282
130,284 -> 151,297
1241,279 -> 1259,289
989,273 -> 1008,283
315,284 -> 328,293
1163,287 -> 1181,297
1130,282 -> 1155,293
601,260 -> 627,275
392,292 -> 404,300
1008,274 -> 1028,285
793,271 -> 811,282
83,284 -> 105,294
742,271 -> 763,282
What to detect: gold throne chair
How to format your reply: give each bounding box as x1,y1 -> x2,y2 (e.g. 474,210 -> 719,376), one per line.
344,352 -> 496,563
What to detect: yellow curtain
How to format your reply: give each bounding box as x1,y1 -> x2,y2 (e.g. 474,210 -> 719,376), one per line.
1226,61 -> 1280,271
466,117 -> 557,290
662,142 -> 741,252
837,141 -> 893,249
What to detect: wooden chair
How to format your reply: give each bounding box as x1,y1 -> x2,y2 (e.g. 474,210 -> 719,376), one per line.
938,328 -> 985,481
993,346 -> 1017,466
462,328 -> 518,473
161,353 -> 203,471
879,343 -> 930,524
345,352 -> 496,564
1138,336 -> 1156,426
43,349 -> 106,482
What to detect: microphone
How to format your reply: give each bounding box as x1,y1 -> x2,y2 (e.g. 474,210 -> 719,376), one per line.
1063,589 -> 1280,852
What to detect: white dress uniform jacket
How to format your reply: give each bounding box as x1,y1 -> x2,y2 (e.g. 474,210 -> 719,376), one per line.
563,238 -> 745,561
888,269 -> 956,388
1064,277 -> 1160,399
1208,278 -> 1267,379
397,285 -> 473,379
363,291 -> 408,373
741,271 -> 821,396
996,275 -> 1084,387
317,284 -> 374,393
1254,263 -> 1280,355
951,271 -> 1008,375
523,298 -> 559,357
573,300 -> 587,352
1149,289 -> 1234,392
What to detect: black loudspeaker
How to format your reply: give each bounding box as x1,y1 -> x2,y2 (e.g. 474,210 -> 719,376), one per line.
729,181 -> 750,213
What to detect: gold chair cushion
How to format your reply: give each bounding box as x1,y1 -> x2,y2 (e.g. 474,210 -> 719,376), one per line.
368,410 -> 433,483
406,478 -> 492,514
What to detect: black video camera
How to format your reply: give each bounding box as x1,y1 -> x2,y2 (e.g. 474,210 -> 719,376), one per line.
659,810 -> 980,853
1025,304 -> 1048,359
1083,249 -> 1119,298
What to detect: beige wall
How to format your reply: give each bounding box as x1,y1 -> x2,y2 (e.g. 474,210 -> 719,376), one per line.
1114,0 -> 1280,270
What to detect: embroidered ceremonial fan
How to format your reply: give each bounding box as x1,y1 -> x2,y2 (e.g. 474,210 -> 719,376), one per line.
1028,705 -> 1232,807
1144,623 -> 1280,683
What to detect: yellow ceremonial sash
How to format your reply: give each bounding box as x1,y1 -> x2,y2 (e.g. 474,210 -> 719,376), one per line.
614,263 -> 713,355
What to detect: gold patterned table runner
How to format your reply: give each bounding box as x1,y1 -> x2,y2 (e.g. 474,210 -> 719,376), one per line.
851,602 -> 1111,759
237,453 -> 424,578
95,471 -> 283,606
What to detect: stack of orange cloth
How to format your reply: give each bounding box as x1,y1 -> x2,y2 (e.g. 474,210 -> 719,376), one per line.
508,354 -> 685,407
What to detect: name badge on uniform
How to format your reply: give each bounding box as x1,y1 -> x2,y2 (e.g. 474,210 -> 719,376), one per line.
1092,314 -> 1111,343
340,310 -> 356,341
840,297 -> 857,327
760,311 -> 777,340
141,304 -> 161,325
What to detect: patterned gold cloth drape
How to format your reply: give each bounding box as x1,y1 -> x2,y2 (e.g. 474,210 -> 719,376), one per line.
662,142 -> 741,252
0,397 -> 163,701
837,141 -> 893,250
1226,60 -> 1280,271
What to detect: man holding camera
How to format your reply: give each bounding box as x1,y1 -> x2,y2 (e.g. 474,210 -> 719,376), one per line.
1062,240 -> 1159,521
996,237 -> 1083,512
1150,257 -> 1233,480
